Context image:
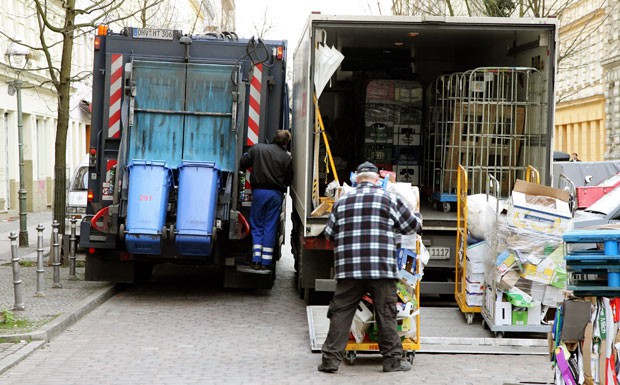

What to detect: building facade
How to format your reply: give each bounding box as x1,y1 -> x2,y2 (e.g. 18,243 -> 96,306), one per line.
554,0 -> 610,161
1,0 -> 234,214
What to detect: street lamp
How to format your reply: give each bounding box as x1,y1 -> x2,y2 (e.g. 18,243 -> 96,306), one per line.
5,42 -> 30,247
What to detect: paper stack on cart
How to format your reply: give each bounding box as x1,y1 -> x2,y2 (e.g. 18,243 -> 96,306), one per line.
482,180 -> 572,331
348,247 -> 422,344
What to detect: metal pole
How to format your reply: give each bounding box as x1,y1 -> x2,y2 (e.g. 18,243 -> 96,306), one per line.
10,232 -> 25,311
35,224 -> 45,297
15,79 -> 28,247
69,217 -> 77,280
52,220 -> 62,288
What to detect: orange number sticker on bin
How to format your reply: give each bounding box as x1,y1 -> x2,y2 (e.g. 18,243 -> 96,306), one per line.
139,194 -> 152,201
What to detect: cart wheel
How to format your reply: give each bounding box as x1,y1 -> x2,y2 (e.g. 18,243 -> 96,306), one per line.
405,352 -> 415,364
494,332 -> 504,339
442,202 -> 451,213
465,313 -> 474,325
346,351 -> 356,365
119,223 -> 125,241
481,319 -> 486,329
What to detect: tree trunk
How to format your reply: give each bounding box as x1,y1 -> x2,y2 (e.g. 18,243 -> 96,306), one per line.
53,0 -> 77,235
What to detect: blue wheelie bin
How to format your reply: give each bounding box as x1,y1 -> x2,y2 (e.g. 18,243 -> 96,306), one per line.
175,161 -> 220,256
125,160 -> 172,254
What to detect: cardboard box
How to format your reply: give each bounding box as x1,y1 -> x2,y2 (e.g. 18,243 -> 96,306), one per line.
466,271 -> 484,283
494,299 -> 512,325
466,290 -> 484,306
498,270 -> 520,291
466,278 -> 484,293
542,286 -> 565,307
467,241 -> 489,262
521,261 -> 555,285
506,179 -> 572,235
364,144 -> 392,163
394,165 -> 419,184
365,121 -> 394,144
466,258 -> 485,274
527,301 -> 542,325
393,129 -> 421,146
512,308 -> 528,325
393,145 -> 422,166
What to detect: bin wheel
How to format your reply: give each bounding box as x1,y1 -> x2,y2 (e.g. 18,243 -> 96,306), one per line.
346,351 -> 356,365
494,332 -> 504,338
465,313 -> 474,325
119,223 -> 125,241
405,352 -> 415,364
168,224 -> 175,240
442,202 -> 451,213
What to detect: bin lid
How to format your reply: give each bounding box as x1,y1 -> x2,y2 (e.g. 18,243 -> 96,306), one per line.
179,160 -> 219,170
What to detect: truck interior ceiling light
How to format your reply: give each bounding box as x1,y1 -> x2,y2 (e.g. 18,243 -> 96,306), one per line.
408,32 -> 419,37
394,42 -> 404,46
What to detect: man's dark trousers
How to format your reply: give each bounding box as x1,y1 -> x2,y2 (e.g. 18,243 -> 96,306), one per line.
321,278 -> 402,364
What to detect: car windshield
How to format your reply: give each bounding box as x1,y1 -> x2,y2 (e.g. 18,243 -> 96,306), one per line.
585,184 -> 620,215
70,166 -> 89,191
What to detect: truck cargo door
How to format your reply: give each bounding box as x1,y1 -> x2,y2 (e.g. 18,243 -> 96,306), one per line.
129,61 -> 185,167
184,63 -> 238,172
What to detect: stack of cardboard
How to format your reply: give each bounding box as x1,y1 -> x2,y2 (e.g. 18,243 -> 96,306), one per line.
482,180 -> 572,327
349,248 -> 420,344
364,80 -> 423,185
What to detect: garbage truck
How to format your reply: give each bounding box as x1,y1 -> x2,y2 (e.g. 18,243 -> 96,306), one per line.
290,15 -> 558,301
80,26 -> 289,288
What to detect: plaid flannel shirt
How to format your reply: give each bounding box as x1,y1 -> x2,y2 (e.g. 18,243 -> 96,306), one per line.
324,182 -> 422,280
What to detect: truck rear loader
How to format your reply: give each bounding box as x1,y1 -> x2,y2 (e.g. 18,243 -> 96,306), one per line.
80,27 -> 289,288
290,15 -> 557,301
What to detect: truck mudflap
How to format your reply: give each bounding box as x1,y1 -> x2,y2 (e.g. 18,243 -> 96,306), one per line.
175,161 -> 220,256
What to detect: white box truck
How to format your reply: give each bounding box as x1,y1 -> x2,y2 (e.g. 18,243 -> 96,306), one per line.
290,15 -> 557,302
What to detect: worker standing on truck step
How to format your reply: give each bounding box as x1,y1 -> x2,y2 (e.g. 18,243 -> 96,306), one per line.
240,130 -> 293,271
318,161 -> 422,374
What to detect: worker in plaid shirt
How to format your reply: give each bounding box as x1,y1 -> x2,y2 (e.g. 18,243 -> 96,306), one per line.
318,161 -> 422,374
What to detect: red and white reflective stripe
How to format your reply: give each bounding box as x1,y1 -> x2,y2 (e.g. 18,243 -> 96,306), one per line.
108,54 -> 123,139
246,63 -> 262,146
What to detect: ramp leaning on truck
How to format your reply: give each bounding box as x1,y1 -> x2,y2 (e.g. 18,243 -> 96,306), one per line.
80,27 -> 289,289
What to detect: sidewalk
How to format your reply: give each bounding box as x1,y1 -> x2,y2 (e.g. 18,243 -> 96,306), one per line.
0,209 -> 117,375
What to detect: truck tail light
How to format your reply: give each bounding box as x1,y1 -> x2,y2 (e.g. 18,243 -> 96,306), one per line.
276,46 -> 283,60
94,37 -> 101,50
88,247 -> 96,254
87,190 -> 94,202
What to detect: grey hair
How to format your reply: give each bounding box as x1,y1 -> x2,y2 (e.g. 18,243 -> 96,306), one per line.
356,171 -> 379,182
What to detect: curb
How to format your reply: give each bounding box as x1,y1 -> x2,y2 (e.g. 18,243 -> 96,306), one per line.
0,283 -> 119,375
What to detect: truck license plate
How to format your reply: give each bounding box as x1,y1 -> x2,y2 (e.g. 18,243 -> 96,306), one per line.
429,247 -> 450,260
132,28 -> 174,40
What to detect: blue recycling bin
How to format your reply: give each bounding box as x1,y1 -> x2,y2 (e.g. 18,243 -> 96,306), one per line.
125,160 -> 172,254
175,161 -> 220,256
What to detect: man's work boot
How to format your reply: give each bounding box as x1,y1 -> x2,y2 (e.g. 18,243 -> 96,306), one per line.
383,359 -> 412,372
317,358 -> 339,373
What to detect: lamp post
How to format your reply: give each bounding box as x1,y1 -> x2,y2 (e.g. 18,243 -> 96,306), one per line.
5,42 -> 30,247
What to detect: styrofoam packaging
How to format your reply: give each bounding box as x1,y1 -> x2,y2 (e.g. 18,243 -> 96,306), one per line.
466,278 -> 484,293
466,241 -> 489,262
466,291 -> 483,306
466,258 -> 485,274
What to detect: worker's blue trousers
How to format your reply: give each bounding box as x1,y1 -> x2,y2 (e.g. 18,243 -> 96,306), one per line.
250,189 -> 283,266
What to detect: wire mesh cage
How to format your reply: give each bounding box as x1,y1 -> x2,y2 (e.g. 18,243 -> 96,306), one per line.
424,67 -> 547,209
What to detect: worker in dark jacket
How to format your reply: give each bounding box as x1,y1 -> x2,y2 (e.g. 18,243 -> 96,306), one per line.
318,161 -> 422,373
240,130 -> 293,271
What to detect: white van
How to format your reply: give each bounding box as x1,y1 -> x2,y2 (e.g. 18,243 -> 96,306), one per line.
66,154 -> 89,238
